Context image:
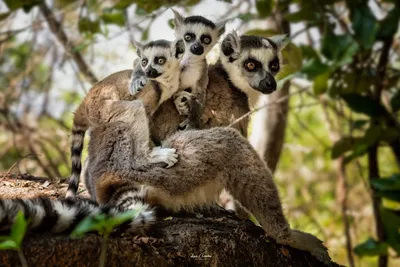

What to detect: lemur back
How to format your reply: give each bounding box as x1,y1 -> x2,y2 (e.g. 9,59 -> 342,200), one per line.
66,39 -> 185,198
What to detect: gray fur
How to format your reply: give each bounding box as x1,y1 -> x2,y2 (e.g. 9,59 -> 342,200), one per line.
83,101 -> 331,265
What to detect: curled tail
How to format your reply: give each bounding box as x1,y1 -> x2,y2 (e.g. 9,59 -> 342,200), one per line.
0,194 -> 155,234
66,126 -> 86,198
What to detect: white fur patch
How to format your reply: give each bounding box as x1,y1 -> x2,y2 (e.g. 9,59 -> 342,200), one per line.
29,201 -> 46,228
52,201 -> 77,232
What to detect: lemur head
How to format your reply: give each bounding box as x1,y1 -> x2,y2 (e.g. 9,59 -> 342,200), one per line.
133,39 -> 185,81
172,9 -> 228,60
220,31 -> 289,94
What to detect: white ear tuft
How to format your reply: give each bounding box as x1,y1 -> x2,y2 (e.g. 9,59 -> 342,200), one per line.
132,39 -> 144,57
171,8 -> 185,28
215,18 -> 231,36
221,30 -> 241,60
269,34 -> 290,51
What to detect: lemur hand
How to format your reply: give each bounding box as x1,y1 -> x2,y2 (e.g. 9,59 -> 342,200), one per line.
148,147 -> 178,168
174,91 -> 194,116
129,76 -> 148,95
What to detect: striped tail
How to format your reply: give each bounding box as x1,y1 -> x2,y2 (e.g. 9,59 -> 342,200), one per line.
0,195 -> 155,234
66,127 -> 86,198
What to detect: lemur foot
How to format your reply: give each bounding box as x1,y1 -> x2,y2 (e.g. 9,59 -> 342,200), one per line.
174,91 -> 193,116
148,147 -> 178,168
279,230 -> 331,265
129,76 -> 148,95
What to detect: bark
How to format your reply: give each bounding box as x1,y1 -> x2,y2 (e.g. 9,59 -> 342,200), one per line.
0,208 -> 340,267
249,6 -> 291,173
39,2 -> 98,84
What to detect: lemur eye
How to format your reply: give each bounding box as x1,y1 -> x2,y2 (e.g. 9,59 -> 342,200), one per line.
184,34 -> 192,42
244,59 -> 261,72
141,59 -> 148,66
270,62 -> 279,71
247,62 -> 255,70
201,35 -> 212,45
157,57 -> 166,65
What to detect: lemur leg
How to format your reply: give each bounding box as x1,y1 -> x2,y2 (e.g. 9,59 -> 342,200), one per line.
96,100 -> 177,166
225,168 -> 331,264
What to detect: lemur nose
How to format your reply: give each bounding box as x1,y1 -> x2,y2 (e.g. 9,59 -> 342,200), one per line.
145,68 -> 159,78
259,77 -> 277,94
190,44 -> 204,55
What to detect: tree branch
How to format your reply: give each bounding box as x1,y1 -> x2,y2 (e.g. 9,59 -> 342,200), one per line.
39,2 -> 98,84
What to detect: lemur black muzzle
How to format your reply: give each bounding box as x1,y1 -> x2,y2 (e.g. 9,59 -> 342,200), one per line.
258,73 -> 277,94
190,43 -> 204,56
145,67 -> 161,79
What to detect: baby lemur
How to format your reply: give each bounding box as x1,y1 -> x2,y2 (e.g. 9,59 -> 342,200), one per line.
66,39 -> 185,198
0,100 -> 331,265
130,9 -> 228,129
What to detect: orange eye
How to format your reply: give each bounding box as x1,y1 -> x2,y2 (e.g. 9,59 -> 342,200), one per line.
246,62 -> 255,70
270,63 -> 279,70
141,59 -> 148,66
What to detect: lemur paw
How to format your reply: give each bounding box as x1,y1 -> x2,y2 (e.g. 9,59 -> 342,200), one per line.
178,118 -> 191,131
149,147 -> 178,168
129,76 -> 148,95
287,230 -> 331,265
174,91 -> 193,116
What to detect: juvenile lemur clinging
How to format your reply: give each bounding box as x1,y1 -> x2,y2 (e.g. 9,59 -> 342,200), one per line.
130,9 -> 228,130
66,11 -> 228,198
66,39 -> 185,198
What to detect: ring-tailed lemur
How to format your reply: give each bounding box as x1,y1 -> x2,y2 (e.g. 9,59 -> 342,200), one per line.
66,39 -> 185,199
150,31 -> 288,142
130,9 -> 228,130
0,101 -> 331,265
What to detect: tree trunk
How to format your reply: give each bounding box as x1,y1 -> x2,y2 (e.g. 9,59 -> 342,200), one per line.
0,208 -> 340,267
249,6 -> 291,173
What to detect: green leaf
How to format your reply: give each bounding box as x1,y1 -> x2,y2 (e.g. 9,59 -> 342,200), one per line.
301,58 -> 330,79
276,42 -> 302,80
341,94 -> 386,117
352,119 -> 368,129
107,209 -> 140,229
4,0 -> 41,11
0,240 -> 19,251
380,207 -> 400,254
78,18 -> 101,34
0,12 -> 11,21
391,90 -> 400,112
331,137 -> 361,159
101,12 -> 125,26
238,13 -> 256,22
351,6 -> 379,49
114,0 -> 135,9
313,71 -> 331,95
70,214 -> 107,239
322,31 -> 357,61
256,0 -> 274,18
245,29 -> 278,37
300,45 -> 319,61
354,238 -> 388,256
377,7 -> 400,40
284,8 -> 317,23
10,210 -> 28,247
168,19 -> 174,29
371,174 -> 400,191
376,191 -> 400,202
135,7 -> 147,16
141,27 -> 150,41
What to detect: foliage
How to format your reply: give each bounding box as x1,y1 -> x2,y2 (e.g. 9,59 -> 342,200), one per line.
0,211 -> 29,267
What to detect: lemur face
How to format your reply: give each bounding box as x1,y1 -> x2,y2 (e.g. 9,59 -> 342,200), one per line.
172,9 -> 228,59
133,39 -> 185,80
221,32 -> 289,94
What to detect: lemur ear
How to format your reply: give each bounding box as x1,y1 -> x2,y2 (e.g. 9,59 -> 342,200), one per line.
132,58 -> 140,68
268,34 -> 290,51
171,8 -> 185,29
221,30 -> 241,61
132,40 -> 144,57
171,39 -> 185,59
215,18 -> 230,36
